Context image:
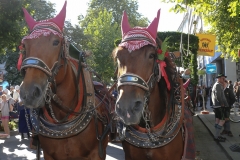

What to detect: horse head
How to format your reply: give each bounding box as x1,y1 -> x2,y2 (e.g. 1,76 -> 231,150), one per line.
113,9 -> 178,126
20,2 -> 67,109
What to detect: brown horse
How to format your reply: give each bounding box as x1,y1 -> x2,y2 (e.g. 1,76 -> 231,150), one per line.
19,2 -> 112,160
112,10 -> 195,160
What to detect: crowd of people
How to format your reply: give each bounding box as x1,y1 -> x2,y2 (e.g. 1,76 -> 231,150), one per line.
0,84 -> 32,139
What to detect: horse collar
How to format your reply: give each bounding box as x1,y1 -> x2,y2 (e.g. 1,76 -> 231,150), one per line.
29,107 -> 95,138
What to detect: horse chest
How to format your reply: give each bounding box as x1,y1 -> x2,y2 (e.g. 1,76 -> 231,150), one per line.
63,139 -> 70,155
145,151 -> 153,160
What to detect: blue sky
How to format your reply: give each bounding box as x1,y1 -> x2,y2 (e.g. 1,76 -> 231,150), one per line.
48,0 -> 185,32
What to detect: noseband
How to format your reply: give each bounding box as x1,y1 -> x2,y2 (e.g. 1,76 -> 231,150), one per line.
118,73 -> 156,91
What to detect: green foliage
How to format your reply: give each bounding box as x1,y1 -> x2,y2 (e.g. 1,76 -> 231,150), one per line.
114,39 -> 122,47
64,21 -> 89,51
9,120 -> 17,130
78,0 -> 149,83
160,36 -> 171,60
161,0 -> 240,61
0,50 -> 23,85
0,0 -> 56,85
81,0 -> 148,31
0,0 -> 23,53
83,9 -> 119,83
24,0 -> 56,21
0,0 -> 56,54
190,53 -> 198,85
198,69 -> 206,75
157,32 -> 199,85
0,120 -> 17,131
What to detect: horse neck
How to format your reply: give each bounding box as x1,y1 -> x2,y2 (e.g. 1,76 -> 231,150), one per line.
53,60 -> 78,114
148,81 -> 166,127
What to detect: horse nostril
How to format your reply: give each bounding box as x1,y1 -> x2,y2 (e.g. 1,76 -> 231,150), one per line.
133,101 -> 142,112
33,86 -> 41,98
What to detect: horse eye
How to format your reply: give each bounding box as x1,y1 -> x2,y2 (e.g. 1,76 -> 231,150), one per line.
149,53 -> 155,59
53,40 -> 60,46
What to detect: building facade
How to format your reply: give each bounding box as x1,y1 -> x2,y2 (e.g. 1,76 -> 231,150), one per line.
199,46 -> 238,87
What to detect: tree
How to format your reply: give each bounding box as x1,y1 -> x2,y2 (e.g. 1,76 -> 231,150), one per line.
0,49 -> 23,85
83,9 -> 120,83
0,0 -> 23,53
25,0 -> 56,21
78,0 -> 149,83
0,0 -> 56,85
0,0 -> 56,54
162,0 -> 240,60
81,0 -> 148,31
64,21 -> 89,51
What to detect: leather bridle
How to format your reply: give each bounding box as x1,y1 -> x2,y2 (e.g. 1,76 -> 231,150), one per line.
20,25 -> 66,93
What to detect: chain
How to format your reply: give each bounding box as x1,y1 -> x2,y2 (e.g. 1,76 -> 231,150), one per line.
24,106 -> 32,132
44,82 -> 61,123
44,82 -> 52,104
142,92 -> 159,142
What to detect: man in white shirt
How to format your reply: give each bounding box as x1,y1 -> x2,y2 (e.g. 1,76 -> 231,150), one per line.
13,85 -> 20,102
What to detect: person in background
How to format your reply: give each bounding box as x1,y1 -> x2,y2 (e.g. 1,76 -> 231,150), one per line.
228,80 -> 233,91
233,81 -> 240,102
221,80 -> 235,137
9,86 -> 14,97
3,88 -> 10,96
13,85 -> 20,103
0,94 -> 14,138
209,85 -> 213,108
202,85 -> 207,109
17,86 -> 32,140
211,73 -> 229,142
197,86 -> 203,108
0,85 -> 3,96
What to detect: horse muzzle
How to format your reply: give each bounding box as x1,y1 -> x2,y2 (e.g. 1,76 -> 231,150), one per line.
20,83 -> 46,108
116,98 -> 144,125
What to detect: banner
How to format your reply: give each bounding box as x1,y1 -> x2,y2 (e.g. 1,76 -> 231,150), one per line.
196,34 -> 216,56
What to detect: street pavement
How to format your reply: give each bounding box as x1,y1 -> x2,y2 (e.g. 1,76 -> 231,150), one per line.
0,97 -> 239,160
195,98 -> 240,160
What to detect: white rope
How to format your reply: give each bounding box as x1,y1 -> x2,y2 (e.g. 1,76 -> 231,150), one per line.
187,8 -> 192,57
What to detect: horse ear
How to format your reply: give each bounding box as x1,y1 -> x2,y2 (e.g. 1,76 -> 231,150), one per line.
51,1 -> 67,31
147,9 -> 161,40
121,11 -> 131,37
22,8 -> 37,31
